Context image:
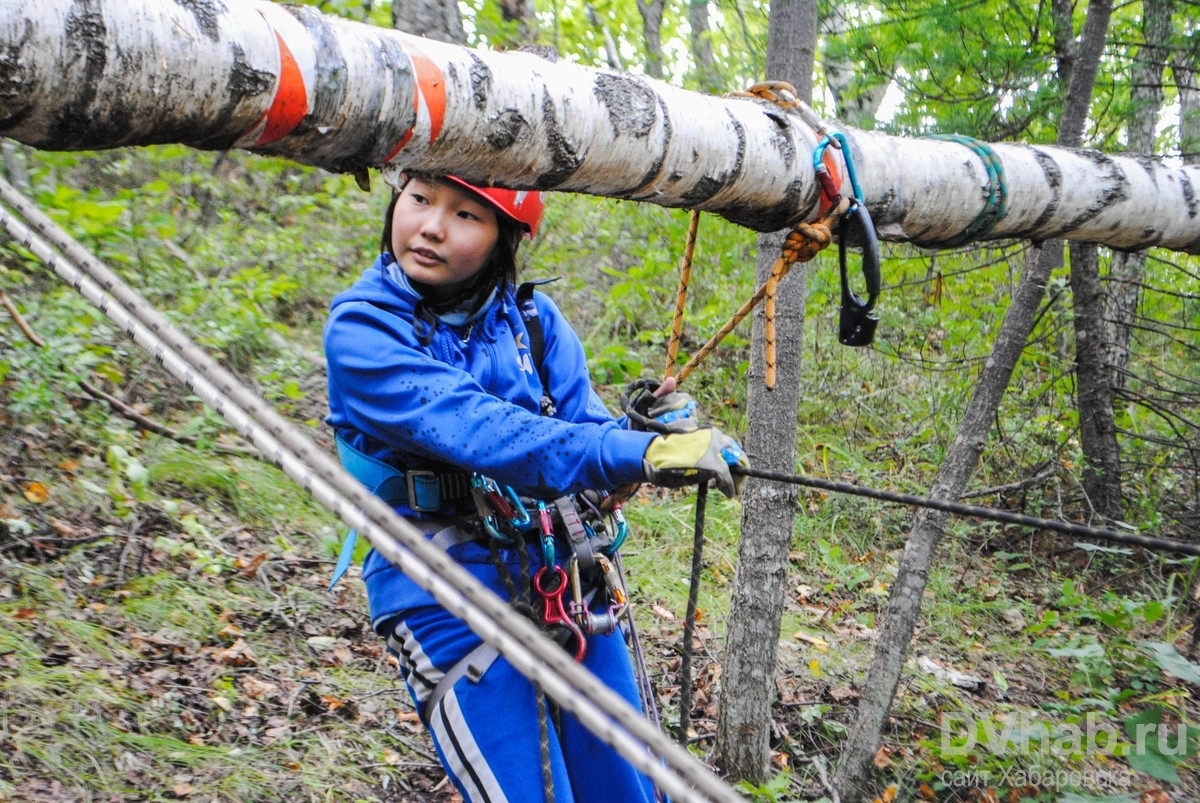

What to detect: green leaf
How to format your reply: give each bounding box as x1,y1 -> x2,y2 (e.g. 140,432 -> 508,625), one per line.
1126,746 -> 1180,784
1047,643 -> 1105,660
1140,641 -> 1200,684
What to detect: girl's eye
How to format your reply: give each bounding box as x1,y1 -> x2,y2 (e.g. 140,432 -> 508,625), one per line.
409,193 -> 429,205
458,210 -> 480,221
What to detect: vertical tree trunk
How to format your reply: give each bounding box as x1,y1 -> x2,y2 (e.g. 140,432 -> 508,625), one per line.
833,0 -> 1114,798
1070,239 -> 1123,518
688,0 -> 720,93
1104,0 -> 1169,390
822,7 -> 889,130
586,4 -> 624,71
392,0 -> 466,43
635,0 -> 667,80
1,140 -> 28,192
1173,38 -> 1200,165
715,0 -> 817,784
1090,0 -> 1172,509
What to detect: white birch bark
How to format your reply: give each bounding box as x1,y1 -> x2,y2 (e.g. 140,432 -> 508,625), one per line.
3,0 -> 1200,252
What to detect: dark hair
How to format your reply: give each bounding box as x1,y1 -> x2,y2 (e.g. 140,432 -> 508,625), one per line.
380,187 -> 522,315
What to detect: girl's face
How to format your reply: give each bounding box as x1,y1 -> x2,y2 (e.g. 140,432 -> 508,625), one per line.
390,176 -> 501,292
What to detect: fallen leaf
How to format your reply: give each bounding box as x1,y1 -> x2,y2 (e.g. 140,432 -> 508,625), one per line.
651,603 -> 674,621
306,636 -> 337,649
794,631 -> 830,651
217,624 -> 244,639
22,481 -> 49,503
172,783 -> 193,797
240,675 -> 278,700
58,459 -> 78,473
827,686 -> 859,703
49,519 -> 77,537
873,746 -> 894,769
235,552 -> 268,576
214,638 -> 258,667
327,646 -> 354,665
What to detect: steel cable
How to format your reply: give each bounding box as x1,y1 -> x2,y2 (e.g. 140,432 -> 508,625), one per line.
733,465 -> 1200,557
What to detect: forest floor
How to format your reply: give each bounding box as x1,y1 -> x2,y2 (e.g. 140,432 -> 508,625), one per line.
1,387 -> 1196,803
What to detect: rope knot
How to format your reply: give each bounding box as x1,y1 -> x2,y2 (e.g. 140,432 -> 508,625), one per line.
731,80 -> 801,109
784,221 -> 833,263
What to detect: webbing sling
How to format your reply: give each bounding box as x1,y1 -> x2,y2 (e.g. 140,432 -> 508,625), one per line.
517,279 -> 557,416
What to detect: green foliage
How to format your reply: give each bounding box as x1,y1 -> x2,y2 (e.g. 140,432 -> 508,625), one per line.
735,768 -> 794,802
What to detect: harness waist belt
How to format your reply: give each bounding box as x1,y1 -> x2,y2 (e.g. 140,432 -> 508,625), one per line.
329,434 -> 473,589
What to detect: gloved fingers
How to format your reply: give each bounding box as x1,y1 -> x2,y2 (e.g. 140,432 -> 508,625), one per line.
646,391 -> 699,432
721,441 -> 749,497
642,428 -> 749,498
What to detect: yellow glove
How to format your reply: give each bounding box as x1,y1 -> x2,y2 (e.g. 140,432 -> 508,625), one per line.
642,427 -> 749,498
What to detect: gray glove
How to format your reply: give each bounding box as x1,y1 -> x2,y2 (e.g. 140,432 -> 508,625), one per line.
642,427 -> 749,498
644,390 -> 700,433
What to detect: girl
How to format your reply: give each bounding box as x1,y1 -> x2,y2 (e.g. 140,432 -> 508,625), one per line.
324,173 -> 746,803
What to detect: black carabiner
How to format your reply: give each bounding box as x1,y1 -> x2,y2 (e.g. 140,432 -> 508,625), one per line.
837,202 -> 881,347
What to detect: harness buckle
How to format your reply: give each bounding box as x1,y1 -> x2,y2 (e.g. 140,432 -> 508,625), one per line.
405,469 -> 442,513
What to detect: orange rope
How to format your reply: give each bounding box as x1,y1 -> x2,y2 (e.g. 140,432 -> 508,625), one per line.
664,81 -> 846,390
673,198 -> 848,388
664,210 -> 700,380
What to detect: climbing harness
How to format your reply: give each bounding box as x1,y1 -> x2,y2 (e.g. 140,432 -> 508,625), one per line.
667,82 -> 882,389
327,276 -> 653,803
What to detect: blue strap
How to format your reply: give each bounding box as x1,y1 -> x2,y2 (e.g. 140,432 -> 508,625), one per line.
329,434 -> 429,591
329,528 -> 360,592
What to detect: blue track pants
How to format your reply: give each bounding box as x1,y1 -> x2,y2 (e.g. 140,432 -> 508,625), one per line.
385,603 -> 659,803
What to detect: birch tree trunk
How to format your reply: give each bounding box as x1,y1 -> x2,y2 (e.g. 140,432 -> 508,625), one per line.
823,7 -> 889,130
715,0 -> 817,782
4,0 -> 1200,252
1178,54 -> 1200,165
1075,0 -> 1173,518
833,0 -> 1114,798
1105,0 -> 1171,395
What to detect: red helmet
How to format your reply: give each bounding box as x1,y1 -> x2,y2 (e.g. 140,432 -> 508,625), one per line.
443,176 -> 546,238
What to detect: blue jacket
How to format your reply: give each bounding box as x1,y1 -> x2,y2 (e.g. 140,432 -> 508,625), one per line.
324,254 -> 656,622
